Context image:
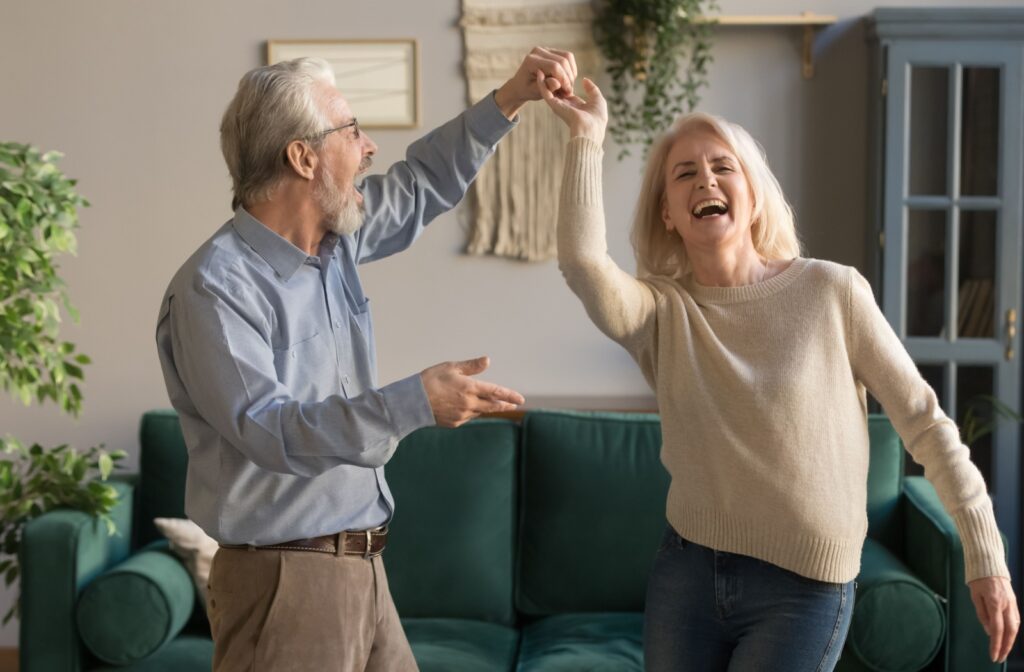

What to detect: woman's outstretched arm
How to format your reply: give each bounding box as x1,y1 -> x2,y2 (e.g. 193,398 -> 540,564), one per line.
540,74 -> 656,346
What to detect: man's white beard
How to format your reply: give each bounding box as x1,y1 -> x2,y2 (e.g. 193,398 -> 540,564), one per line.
316,163 -> 364,236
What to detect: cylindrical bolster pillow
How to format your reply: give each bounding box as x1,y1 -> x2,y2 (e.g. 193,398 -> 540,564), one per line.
849,539 -> 946,672
76,549 -> 195,665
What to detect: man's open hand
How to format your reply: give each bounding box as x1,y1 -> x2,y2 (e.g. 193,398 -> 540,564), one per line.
421,357 -> 525,428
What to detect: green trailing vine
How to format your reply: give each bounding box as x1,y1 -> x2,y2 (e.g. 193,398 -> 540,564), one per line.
0,142 -> 124,624
593,0 -> 718,158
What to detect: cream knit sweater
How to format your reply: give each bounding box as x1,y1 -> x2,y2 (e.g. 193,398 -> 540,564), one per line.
558,137 -> 1009,584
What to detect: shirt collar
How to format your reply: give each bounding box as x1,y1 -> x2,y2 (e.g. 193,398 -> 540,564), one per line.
232,207 -> 340,281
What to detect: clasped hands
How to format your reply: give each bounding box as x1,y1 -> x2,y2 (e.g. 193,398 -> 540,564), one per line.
492,45 -> 608,142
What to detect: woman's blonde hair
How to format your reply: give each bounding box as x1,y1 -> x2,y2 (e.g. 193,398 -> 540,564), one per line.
630,113 -> 801,278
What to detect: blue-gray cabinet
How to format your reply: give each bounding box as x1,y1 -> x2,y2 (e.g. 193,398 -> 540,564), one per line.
867,8 -> 1024,592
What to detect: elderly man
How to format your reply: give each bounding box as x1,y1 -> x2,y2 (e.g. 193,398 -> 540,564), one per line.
156,47 -> 578,671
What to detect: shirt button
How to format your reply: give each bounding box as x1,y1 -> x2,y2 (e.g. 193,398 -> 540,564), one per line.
343,375 -> 350,385
333,320 -> 341,329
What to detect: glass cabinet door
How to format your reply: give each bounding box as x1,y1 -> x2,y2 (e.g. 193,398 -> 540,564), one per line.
882,41 -> 1022,578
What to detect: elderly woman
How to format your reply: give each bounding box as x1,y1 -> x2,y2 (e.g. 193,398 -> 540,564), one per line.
537,73 -> 1020,670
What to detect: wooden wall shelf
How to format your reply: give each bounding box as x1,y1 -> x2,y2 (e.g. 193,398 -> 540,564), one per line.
688,12 -> 839,78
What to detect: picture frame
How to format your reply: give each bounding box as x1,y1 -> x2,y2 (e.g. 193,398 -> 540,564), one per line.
266,39 -> 420,129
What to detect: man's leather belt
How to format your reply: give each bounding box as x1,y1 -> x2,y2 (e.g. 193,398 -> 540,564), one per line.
221,527 -> 387,557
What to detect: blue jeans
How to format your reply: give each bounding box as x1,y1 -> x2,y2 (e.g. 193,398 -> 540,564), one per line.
644,526 -> 855,672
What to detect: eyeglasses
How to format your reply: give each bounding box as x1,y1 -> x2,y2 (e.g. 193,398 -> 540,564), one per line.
306,118 -> 360,142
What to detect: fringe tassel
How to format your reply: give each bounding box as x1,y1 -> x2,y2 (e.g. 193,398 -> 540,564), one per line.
462,0 -> 599,261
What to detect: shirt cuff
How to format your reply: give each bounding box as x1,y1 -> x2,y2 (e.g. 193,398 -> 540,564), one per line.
464,91 -> 518,148
381,373 -> 436,439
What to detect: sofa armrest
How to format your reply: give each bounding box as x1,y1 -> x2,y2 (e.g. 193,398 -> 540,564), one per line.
902,476 -> 1005,672
18,479 -> 135,672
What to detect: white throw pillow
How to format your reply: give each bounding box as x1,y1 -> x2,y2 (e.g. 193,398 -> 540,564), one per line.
153,517 -> 218,607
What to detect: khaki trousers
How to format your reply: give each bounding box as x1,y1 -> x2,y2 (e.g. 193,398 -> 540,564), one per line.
208,546 -> 418,672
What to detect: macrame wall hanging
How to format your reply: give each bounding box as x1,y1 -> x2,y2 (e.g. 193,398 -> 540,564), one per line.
461,0 -> 600,261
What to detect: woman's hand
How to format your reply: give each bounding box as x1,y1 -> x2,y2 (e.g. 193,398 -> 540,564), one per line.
537,72 -> 607,144
968,575 -> 1019,662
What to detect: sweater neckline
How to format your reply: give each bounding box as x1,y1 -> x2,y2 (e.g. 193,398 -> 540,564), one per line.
684,257 -> 809,304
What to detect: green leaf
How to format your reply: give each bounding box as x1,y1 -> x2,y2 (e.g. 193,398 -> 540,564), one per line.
98,453 -> 113,480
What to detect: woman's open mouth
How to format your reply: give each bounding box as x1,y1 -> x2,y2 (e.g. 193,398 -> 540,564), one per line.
691,199 -> 729,218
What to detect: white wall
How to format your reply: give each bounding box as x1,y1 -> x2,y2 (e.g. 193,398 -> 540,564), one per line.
3,0 -> 1023,647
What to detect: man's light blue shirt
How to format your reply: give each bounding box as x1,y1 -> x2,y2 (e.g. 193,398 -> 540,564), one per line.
156,94 -> 515,545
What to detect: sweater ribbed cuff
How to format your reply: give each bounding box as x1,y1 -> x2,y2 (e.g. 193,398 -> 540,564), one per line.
953,502 -> 1010,583
561,136 -> 603,207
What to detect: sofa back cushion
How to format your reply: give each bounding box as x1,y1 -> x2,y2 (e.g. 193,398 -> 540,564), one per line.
866,414 -> 905,551
138,410 -> 190,547
385,419 -> 519,626
517,410 -> 668,616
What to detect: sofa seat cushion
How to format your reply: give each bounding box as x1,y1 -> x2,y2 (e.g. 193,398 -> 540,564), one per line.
517,613 -> 644,671
76,548 -> 195,665
849,538 -> 945,672
402,618 -> 519,672
92,635 -> 214,671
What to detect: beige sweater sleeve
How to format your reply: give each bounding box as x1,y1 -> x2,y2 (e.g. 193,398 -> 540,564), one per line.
847,269 -> 1009,582
557,137 -> 656,349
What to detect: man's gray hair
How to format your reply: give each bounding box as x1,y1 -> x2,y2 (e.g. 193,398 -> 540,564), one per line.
220,58 -> 336,210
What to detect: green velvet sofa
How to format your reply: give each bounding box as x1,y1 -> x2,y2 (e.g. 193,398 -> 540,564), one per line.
19,409 -> 1004,671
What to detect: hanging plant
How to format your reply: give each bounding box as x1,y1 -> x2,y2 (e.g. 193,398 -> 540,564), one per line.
593,0 -> 718,158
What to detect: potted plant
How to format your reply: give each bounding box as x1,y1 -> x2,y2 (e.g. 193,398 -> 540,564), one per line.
960,394 -> 1023,449
592,0 -> 718,157
0,142 -> 124,623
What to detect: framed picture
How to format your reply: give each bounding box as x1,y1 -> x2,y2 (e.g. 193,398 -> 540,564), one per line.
266,39 -> 420,129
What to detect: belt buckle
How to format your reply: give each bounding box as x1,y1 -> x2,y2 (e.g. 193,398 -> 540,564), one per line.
363,529 -> 373,559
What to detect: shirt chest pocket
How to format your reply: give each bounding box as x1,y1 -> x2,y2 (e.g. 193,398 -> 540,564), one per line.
350,298 -> 371,336
271,331 -> 332,399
